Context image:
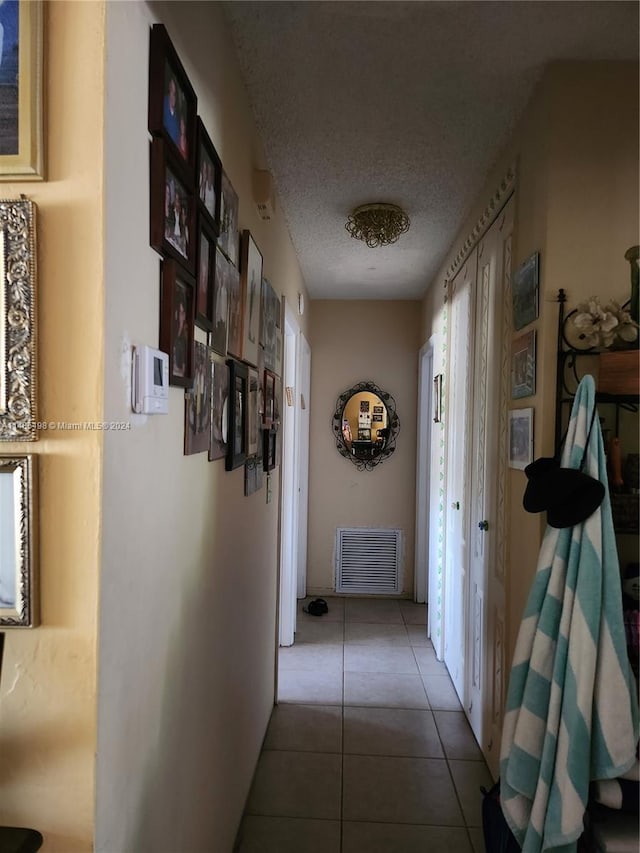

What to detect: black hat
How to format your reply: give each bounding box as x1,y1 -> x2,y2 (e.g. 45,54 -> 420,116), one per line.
523,457 -> 605,529
522,397 -> 605,528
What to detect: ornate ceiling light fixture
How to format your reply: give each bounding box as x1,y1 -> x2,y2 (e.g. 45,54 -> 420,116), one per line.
345,203 -> 410,248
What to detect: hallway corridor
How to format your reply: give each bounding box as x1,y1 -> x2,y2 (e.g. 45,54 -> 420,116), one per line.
235,597 -> 491,852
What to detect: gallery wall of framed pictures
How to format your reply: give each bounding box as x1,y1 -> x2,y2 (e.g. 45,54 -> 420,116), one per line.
148,23 -> 283,488
509,251 -> 540,465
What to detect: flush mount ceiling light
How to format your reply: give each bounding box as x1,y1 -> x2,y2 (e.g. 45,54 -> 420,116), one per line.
345,203 -> 410,248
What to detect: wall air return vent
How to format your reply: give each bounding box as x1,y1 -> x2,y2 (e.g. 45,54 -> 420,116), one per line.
335,528 -> 402,595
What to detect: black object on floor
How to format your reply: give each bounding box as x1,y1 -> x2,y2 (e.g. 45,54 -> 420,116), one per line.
481,781 -> 521,852
0,827 -> 44,853
303,598 -> 329,617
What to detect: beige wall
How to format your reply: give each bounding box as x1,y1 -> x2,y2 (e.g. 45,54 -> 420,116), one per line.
308,301 -> 420,596
0,2 -> 105,850
420,61 -> 639,666
96,3 -> 308,852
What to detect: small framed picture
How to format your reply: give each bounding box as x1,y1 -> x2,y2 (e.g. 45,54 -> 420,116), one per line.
245,455 -> 261,497
226,359 -> 248,471
360,400 -> 370,412
159,259 -> 195,387
196,118 -> 222,232
240,230 -> 263,367
372,414 -> 383,423
150,138 -> 196,274
0,454 -> 38,627
226,251 -> 243,361
509,408 -> 533,470
263,428 -> 277,472
0,1 -> 44,181
211,247 -> 232,357
209,355 -> 229,462
263,369 -> 276,428
148,23 -> 197,170
511,330 -> 536,399
512,252 -> 539,331
247,367 -> 260,457
184,342 -> 213,455
218,170 -> 239,268
373,405 -> 384,414
195,217 -> 215,331
260,277 -> 282,375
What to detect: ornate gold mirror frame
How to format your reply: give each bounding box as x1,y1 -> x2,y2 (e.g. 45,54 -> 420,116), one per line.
0,199 -> 37,441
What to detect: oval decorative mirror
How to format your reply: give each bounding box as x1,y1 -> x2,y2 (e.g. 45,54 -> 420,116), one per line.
331,381 -> 400,470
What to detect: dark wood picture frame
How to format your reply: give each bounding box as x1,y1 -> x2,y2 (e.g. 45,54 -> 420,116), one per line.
148,23 -> 197,171
150,138 -> 196,275
195,215 -> 215,331
218,170 -> 239,268
240,230 -> 263,367
226,359 -> 248,471
263,369 -> 276,428
196,118 -> 222,233
159,259 -> 195,387
247,367 -> 260,457
263,428 -> 277,473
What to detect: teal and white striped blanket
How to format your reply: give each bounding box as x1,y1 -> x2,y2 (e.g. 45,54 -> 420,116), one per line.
500,375 -> 639,853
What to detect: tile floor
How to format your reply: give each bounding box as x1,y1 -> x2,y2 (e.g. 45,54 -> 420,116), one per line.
235,597 -> 492,852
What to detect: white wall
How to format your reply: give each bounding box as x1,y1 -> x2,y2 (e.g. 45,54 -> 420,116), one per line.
96,3 -> 308,851
307,301 -> 421,596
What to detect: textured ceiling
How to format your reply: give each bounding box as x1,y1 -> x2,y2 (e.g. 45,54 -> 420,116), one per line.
222,1 -> 639,300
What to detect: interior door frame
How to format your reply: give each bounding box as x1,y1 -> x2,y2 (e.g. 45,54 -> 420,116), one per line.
278,302 -> 301,647
415,338 -> 434,606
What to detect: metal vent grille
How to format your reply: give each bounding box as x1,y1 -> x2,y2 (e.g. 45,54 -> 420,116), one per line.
336,528 -> 402,594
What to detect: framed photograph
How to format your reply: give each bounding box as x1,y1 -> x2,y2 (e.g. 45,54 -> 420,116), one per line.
209,355 -> 229,462
226,249 -> 243,360
210,247 -> 231,357
372,414 -> 383,423
263,369 -> 276,428
260,277 -> 282,375
240,231 -> 263,367
0,1 -> 43,181
244,455 -> 262,497
274,375 -> 282,428
360,400 -> 370,412
509,408 -> 533,470
148,23 -> 197,170
218,170 -> 239,268
373,405 -> 384,414
433,373 -> 443,424
247,367 -> 260,456
195,217 -> 215,331
0,455 -> 38,627
512,252 -> 539,331
0,199 -> 37,440
263,428 -> 277,472
226,359 -> 248,471
184,342 -> 213,455
196,118 -> 222,232
511,330 -> 536,399
150,138 -> 196,274
159,259 -> 195,387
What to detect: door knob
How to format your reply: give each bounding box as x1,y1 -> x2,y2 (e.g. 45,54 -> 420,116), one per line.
451,501 -> 460,510
478,520 -> 489,531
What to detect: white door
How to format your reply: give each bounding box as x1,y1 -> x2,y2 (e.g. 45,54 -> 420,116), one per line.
468,198 -> 514,774
296,334 -> 311,600
443,249 -> 477,700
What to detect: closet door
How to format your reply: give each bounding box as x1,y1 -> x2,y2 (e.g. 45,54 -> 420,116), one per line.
443,249 -> 477,700
465,197 -> 514,769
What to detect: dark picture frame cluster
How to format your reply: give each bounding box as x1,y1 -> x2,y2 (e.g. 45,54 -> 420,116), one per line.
148,24 -> 282,488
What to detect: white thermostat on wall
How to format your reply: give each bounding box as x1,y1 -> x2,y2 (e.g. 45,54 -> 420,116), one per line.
131,345 -> 169,415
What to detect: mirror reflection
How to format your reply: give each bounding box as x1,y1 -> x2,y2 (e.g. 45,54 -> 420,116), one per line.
332,381 -> 399,470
